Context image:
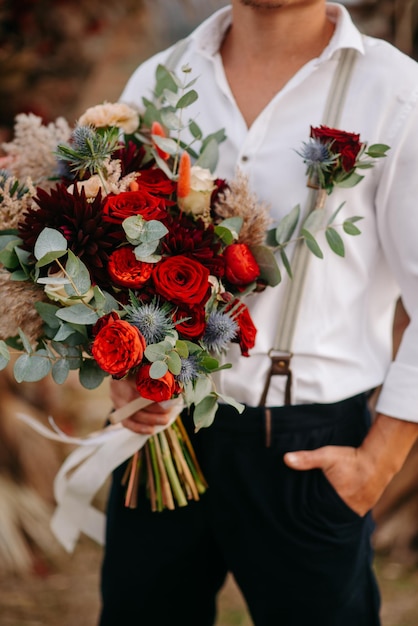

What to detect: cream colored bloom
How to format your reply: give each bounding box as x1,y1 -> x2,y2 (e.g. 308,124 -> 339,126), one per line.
44,270 -> 94,307
67,176 -> 105,199
178,166 -> 216,218
78,102 -> 139,134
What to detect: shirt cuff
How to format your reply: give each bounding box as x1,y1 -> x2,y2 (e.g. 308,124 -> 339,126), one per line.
376,361 -> 418,423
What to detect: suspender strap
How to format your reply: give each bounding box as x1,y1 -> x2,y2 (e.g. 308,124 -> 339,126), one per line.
259,48 -> 358,407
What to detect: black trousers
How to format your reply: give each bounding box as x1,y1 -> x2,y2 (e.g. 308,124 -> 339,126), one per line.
99,393 -> 381,626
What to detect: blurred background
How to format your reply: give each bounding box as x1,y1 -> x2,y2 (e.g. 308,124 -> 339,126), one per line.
1,1 -> 418,624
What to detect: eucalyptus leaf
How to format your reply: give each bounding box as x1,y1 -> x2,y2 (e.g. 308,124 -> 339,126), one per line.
217,217 -> 243,239
343,221 -> 362,236
160,110 -> 182,131
193,395 -> 218,431
79,359 -> 106,389
274,204 -> 300,244
302,208 -> 325,233
366,143 -> 390,157
195,138 -> 219,172
150,360 -> 169,378
53,323 -> 79,342
336,172 -> 364,188
176,90 -> 198,109
167,350 -> 182,375
280,249 -> 292,279
65,250 -> 92,296
34,227 -> 68,261
250,245 -> 282,287
189,120 -> 202,139
175,340 -> 189,358
35,301 -> 61,327
56,304 -> 99,325
10,269 -> 28,281
152,134 -> 178,156
18,328 -> 33,354
155,64 -> 178,98
301,229 -> 324,259
327,202 -> 346,226
145,343 -> 169,362
192,376 -> 213,405
152,151 -> 176,179
216,393 -> 245,414
325,227 -> 345,257
52,358 -> 71,384
14,351 -> 52,383
134,241 -> 159,260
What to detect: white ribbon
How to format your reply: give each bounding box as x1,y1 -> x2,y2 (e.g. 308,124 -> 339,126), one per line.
16,396 -> 184,553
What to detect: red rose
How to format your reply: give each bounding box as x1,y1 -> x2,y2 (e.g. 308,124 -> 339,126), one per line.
103,190 -> 167,224
152,255 -> 210,306
92,311 -> 120,336
135,363 -> 180,402
224,243 -> 260,287
134,168 -> 176,196
108,246 -> 153,288
232,302 -> 257,357
310,126 -> 362,172
173,305 -> 206,340
92,319 -> 146,377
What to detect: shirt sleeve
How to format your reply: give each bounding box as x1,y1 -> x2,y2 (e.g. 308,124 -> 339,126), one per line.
375,96 -> 418,422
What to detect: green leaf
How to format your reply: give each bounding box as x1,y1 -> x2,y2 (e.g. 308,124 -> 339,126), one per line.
93,288 -> 120,315
343,221 -> 362,236
14,351 -> 52,383
79,359 -> 106,389
327,202 -> 346,226
280,249 -> 292,279
216,393 -> 245,414
167,350 -> 182,375
53,323 -> 79,342
176,89 -> 198,109
195,138 -> 219,172
189,120 -> 202,139
201,129 -> 227,150
250,245 -> 282,287
336,172 -> 364,188
193,395 -> 218,431
274,204 -> 300,244
160,110 -> 182,131
301,229 -> 324,259
18,328 -> 33,354
151,134 -> 178,156
216,217 -> 243,240
175,340 -> 189,359
0,341 -> 10,370
200,355 -> 220,372
0,237 -> 21,269
366,143 -> 390,157
325,227 -> 345,257
52,358 -> 70,384
150,360 -> 169,378
56,304 -> 99,325
302,208 -> 325,233
133,241 -> 159,260
34,227 -> 68,262
34,301 -> 61,328
192,376 -> 213,405
145,343 -> 168,362
65,250 -> 92,296
155,64 -> 178,98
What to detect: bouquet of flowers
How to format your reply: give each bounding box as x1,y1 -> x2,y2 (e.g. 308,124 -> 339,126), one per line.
0,60 -> 389,524
0,63 -> 281,514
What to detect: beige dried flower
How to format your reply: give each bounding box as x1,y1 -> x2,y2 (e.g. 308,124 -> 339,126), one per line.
0,174 -> 36,230
1,113 -> 71,189
0,271 -> 46,344
213,169 -> 272,246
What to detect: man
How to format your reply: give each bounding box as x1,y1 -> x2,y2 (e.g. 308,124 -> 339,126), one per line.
99,2 -> 418,625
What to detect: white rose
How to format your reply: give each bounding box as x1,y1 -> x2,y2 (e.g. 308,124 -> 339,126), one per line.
178,166 -> 216,217
44,270 -> 94,307
78,102 -> 139,134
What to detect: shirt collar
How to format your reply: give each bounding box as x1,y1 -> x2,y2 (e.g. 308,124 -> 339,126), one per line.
190,2 -> 365,59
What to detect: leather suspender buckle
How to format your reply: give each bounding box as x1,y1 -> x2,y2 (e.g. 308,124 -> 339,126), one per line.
259,350 -> 293,407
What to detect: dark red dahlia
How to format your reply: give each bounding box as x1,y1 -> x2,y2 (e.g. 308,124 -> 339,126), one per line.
18,183 -> 122,286
161,212 -> 225,277
112,140 -> 146,177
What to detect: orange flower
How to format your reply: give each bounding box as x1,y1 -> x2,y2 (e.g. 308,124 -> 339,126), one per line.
92,319 -> 146,377
151,121 -> 169,160
135,364 -> 180,402
108,246 -> 153,288
224,243 -> 260,287
177,152 -> 191,199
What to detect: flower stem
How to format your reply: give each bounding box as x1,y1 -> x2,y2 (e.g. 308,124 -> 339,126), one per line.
146,438 -> 160,512
153,434 -> 175,510
158,430 -> 188,507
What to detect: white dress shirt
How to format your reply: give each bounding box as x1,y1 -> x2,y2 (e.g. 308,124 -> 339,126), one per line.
120,3 -> 418,422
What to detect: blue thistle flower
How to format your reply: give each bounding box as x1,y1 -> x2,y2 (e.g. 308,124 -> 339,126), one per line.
55,124 -> 120,177
298,138 -> 336,168
124,298 -> 175,345
176,354 -> 200,384
202,309 -> 239,354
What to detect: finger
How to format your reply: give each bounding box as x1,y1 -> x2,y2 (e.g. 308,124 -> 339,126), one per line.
122,417 -> 155,435
283,446 -> 334,471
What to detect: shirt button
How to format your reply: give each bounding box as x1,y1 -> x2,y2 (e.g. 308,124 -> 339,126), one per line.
241,155 -> 249,162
